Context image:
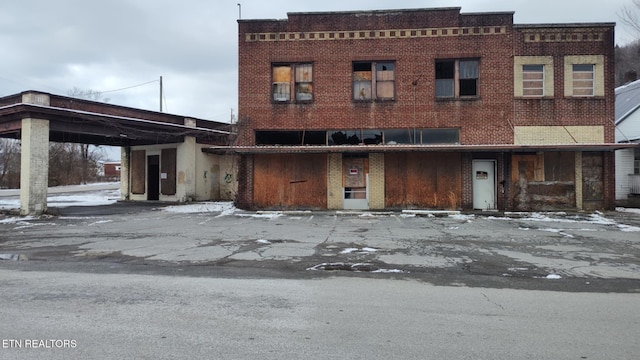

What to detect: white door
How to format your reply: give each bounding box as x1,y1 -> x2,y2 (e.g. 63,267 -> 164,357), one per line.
472,160 -> 496,210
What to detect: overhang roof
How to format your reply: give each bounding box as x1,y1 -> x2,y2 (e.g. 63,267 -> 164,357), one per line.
203,143 -> 639,155
0,91 -> 235,146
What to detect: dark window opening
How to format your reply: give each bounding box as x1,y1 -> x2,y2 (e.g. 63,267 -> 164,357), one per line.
384,129 -> 414,144
435,59 -> 479,98
255,131 -> 325,145
421,129 -> 459,144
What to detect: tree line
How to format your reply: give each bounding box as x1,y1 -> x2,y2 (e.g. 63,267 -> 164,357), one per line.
0,140 -> 105,189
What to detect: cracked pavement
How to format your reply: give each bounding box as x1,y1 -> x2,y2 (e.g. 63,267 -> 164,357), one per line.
1,203 -> 640,292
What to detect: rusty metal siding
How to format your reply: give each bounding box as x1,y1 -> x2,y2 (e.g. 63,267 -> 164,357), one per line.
131,150 -> 146,194
252,154 -> 327,209
385,153 -> 461,209
161,148 -> 177,196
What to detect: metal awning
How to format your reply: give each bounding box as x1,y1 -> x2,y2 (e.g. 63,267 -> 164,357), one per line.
203,143 -> 639,155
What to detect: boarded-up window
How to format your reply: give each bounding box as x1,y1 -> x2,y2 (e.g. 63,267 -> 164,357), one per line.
572,64 -> 594,96
353,62 -> 372,100
353,61 -> 395,101
272,63 -> 313,102
544,152 -> 575,181
523,64 -> 544,97
295,63 -> 313,101
375,62 -> 395,100
272,66 -> 291,102
161,148 -> 176,195
131,150 -> 146,194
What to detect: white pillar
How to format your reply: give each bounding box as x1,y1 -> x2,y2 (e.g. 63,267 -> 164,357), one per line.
20,118 -> 50,215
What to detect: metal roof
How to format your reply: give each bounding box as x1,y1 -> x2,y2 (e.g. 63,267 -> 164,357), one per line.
615,78 -> 640,125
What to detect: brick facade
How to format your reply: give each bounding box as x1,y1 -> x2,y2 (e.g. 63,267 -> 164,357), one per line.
237,7 -> 617,211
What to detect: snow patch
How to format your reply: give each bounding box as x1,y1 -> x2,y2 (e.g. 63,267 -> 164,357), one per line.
162,201 -> 237,215
340,247 -> 378,254
372,269 -> 406,274
618,224 -> 640,232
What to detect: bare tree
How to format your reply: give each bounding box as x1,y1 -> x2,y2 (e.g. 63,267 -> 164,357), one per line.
67,87 -> 111,103
0,138 -> 21,188
50,87 -> 111,185
620,0 -> 640,38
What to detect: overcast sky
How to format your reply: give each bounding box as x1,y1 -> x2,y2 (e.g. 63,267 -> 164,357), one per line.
1,0 -> 637,124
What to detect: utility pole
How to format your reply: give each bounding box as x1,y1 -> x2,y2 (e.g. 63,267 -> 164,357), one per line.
159,76 -> 163,112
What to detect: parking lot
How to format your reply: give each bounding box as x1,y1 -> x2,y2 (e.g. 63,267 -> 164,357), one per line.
1,198 -> 640,292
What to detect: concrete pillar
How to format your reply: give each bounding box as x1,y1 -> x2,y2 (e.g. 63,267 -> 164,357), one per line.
177,118 -> 197,201
120,147 -> 130,200
20,118 -> 50,215
177,137 -> 197,201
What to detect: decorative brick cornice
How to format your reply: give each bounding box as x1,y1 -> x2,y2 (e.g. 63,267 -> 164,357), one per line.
522,30 -> 605,43
245,26 -> 508,42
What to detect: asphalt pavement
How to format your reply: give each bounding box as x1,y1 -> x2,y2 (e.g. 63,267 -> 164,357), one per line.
1,201 -> 639,292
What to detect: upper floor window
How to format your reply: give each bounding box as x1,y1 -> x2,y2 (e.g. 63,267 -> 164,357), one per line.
522,65 -> 544,97
353,61 -> 395,101
564,55 -> 604,98
572,64 -> 594,96
435,59 -> 478,98
272,63 -> 313,103
514,56 -> 554,98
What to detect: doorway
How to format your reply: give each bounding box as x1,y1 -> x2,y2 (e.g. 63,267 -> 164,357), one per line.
147,155 -> 160,200
472,160 -> 496,210
343,155 -> 369,210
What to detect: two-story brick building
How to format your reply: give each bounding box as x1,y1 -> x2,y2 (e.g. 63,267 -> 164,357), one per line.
228,7 -> 629,211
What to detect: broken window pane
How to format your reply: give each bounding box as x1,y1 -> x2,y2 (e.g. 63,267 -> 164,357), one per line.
272,65 -> 292,102
362,130 -> 383,145
384,129 -> 414,144
295,64 -> 313,101
353,62 -> 372,100
329,130 -> 361,145
436,59 -> 478,98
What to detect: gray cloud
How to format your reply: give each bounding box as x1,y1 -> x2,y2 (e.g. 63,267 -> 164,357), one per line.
1,0 -> 634,122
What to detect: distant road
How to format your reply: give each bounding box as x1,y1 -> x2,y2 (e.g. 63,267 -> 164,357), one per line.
0,182 -> 120,197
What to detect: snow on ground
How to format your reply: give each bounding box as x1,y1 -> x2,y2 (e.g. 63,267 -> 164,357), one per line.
162,202 -> 237,216
1,183 -> 639,230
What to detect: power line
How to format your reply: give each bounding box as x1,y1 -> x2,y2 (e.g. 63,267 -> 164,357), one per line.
98,79 -> 160,94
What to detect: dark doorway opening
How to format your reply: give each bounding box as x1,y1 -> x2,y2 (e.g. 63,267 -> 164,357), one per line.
147,155 -> 160,200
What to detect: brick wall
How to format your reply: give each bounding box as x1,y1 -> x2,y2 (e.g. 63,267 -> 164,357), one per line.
369,153 -> 385,209
238,9 -> 515,146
